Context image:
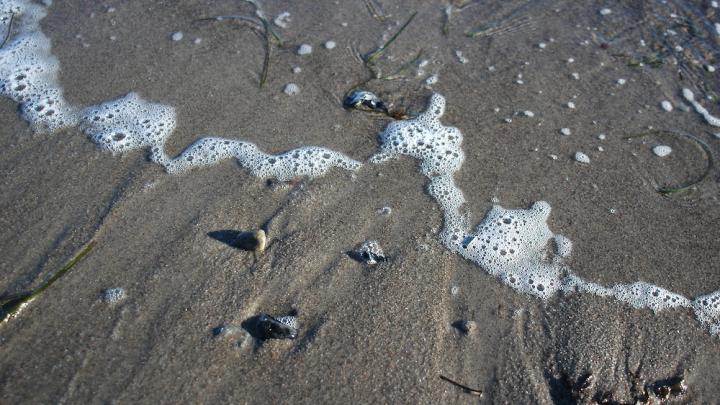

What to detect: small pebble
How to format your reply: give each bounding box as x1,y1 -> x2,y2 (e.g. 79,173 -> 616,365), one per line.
283,83 -> 300,96
567,57 -> 575,63
426,74 -> 438,85
538,42 -> 547,49
567,101 -> 576,109
522,111 -> 535,117
574,151 -> 590,163
171,31 -> 183,41
652,145 -> 672,157
660,100 -> 673,112
297,44 -> 313,55
597,133 -> 606,140
292,66 -> 302,74
324,40 -> 336,49
600,8 -> 612,15
377,206 -> 392,216
560,128 -> 571,136
455,50 -> 468,64
571,72 -> 580,80
617,78 -> 626,85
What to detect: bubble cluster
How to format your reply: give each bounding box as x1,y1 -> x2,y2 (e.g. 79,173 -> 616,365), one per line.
371,94 -> 464,177
0,0 -> 77,132
79,92 -> 176,157
693,291 -> 720,336
458,202 -> 570,299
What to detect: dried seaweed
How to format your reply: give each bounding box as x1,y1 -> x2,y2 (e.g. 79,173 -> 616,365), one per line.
364,11 -> 417,64
197,0 -> 284,88
624,130 -> 714,195
0,12 -> 13,49
1,241 -> 96,325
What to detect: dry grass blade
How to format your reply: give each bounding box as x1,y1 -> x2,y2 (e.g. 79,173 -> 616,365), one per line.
365,0 -> 386,22
466,15 -> 533,37
1,241 -> 96,325
197,0 -> 284,89
364,11 -> 417,64
378,49 -> 424,80
1,12 -> 13,49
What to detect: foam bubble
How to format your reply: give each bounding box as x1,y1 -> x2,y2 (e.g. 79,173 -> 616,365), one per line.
283,83 -> 300,96
457,202 -> 571,299
297,44 -> 312,55
693,291 -> 720,336
652,145 -> 672,157
682,88 -> 720,127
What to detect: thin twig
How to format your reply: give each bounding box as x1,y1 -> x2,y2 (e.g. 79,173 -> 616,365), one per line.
364,11 -> 417,64
1,12 -> 14,49
440,375 -> 483,396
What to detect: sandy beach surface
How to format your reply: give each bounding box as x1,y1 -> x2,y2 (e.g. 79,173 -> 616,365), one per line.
2,0 -> 720,403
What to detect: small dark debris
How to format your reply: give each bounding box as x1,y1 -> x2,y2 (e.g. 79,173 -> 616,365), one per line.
242,313 -> 298,341
208,229 -> 266,253
650,375 -> 687,400
348,240 -> 386,265
343,90 -> 389,114
439,375 -> 483,396
451,319 -> 476,335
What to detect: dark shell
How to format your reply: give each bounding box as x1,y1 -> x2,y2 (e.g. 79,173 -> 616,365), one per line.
256,314 -> 298,340
343,90 -> 388,114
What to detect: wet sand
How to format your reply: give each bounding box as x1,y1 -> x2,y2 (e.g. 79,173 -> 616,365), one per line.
1,0 -> 720,403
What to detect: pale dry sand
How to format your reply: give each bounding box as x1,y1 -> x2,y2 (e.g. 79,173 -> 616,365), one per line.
2,0 -> 720,403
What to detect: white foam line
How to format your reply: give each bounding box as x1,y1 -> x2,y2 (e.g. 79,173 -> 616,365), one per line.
682,88 -> 720,127
1,0 -> 361,181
